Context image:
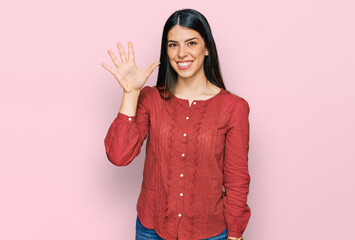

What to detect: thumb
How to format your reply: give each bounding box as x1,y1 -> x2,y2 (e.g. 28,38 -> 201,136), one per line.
144,62 -> 160,78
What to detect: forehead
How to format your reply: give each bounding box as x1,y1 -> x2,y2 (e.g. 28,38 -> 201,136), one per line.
167,25 -> 202,41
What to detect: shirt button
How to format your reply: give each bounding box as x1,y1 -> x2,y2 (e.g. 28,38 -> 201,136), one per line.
180,193 -> 183,196
193,102 -> 196,105
128,117 -> 132,121
181,153 -> 185,157
183,133 -> 186,137
186,116 -> 189,120
178,213 -> 182,217
180,173 -> 183,177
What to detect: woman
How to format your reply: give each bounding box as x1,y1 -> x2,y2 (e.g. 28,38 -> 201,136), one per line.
102,9 -> 250,240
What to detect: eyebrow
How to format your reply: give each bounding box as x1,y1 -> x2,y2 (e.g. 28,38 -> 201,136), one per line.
167,37 -> 199,43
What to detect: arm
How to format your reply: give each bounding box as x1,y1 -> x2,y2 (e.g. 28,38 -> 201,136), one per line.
104,86 -> 150,166
102,41 -> 159,166
223,98 -> 251,238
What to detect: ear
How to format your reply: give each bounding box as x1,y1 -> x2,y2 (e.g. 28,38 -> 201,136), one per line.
205,49 -> 209,56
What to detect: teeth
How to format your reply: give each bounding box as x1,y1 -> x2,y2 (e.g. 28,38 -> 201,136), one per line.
178,62 -> 192,66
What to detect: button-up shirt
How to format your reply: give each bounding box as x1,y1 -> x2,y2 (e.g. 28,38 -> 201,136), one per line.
104,85 -> 251,239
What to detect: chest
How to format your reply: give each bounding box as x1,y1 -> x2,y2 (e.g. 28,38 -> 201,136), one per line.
149,99 -> 228,163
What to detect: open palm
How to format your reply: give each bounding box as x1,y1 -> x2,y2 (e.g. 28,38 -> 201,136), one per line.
102,41 -> 160,93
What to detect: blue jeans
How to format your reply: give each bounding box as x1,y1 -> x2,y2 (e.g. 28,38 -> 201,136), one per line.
135,215 -> 228,240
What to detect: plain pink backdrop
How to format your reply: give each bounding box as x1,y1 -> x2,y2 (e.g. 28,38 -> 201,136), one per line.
1,0 -> 354,239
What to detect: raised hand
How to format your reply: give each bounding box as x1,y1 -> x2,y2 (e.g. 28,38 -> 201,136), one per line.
102,41 -> 160,93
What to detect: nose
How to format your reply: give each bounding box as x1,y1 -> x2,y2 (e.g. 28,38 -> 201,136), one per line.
178,45 -> 188,58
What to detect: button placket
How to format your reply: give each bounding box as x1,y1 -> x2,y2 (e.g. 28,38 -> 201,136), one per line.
177,109 -> 190,219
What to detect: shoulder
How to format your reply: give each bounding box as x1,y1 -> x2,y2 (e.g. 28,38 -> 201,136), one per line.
140,85 -> 162,98
137,86 -> 155,112
138,85 -> 158,101
140,85 -> 154,96
137,85 -> 161,111
220,89 -> 250,115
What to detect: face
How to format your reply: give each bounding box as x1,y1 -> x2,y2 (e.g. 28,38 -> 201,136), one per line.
167,25 -> 209,80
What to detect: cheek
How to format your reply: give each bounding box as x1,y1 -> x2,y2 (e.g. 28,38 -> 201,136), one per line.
167,52 -> 177,66
193,46 -> 207,57
196,49 -> 206,59
167,56 -> 175,66
166,54 -> 176,68
167,49 -> 175,60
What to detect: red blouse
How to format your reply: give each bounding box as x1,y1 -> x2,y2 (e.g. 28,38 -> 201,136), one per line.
104,85 -> 251,239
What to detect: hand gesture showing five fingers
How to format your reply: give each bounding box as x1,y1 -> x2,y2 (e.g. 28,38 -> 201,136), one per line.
102,41 -> 160,93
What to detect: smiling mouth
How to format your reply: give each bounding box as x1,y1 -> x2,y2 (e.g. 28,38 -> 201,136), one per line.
177,61 -> 193,70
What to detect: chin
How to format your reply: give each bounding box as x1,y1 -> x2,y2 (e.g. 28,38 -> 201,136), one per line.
176,71 -> 195,79
172,67 -> 194,78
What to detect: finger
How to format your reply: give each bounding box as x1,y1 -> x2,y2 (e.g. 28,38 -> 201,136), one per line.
117,42 -> 127,63
128,41 -> 135,62
107,49 -> 120,67
144,62 -> 160,78
101,63 -> 116,74
102,63 -> 124,86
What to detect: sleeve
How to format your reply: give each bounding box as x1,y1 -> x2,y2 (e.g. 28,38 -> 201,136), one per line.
104,86 -> 150,166
222,97 -> 251,238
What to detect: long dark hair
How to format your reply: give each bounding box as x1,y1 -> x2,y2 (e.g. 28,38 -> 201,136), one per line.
156,8 -> 226,100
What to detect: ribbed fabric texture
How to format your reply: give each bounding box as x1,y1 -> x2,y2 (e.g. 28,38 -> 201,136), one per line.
104,85 -> 251,240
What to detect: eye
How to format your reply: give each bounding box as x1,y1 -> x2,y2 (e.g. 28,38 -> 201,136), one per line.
168,43 -> 177,47
188,41 -> 197,46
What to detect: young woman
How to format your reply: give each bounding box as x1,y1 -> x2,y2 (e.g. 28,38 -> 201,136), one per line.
102,9 -> 251,240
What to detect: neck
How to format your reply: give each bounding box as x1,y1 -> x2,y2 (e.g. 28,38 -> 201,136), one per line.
174,71 -> 210,96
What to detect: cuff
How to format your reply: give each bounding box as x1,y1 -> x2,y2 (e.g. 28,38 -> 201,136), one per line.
116,112 -> 136,123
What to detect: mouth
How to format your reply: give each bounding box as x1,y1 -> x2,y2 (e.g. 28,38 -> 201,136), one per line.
177,61 -> 193,70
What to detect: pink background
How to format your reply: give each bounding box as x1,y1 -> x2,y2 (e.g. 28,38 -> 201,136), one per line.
1,0 -> 354,239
